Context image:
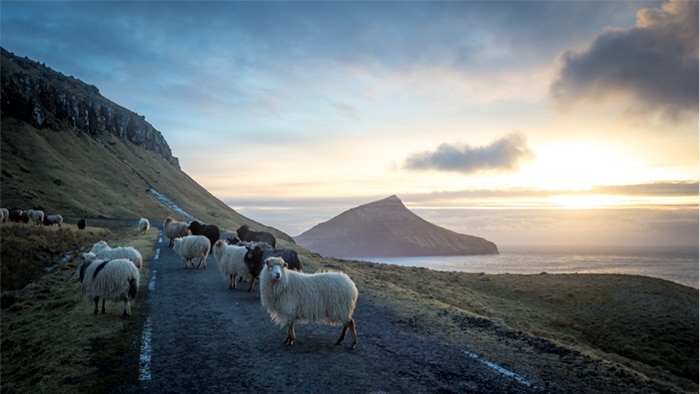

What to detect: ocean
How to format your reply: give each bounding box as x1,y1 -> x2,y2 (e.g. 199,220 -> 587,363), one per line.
354,244 -> 699,289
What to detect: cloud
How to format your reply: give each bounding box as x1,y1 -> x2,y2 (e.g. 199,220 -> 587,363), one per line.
549,0 -> 698,120
403,132 -> 535,174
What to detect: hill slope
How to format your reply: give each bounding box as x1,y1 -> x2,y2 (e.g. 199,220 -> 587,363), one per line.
0,48 -> 287,240
295,195 -> 498,257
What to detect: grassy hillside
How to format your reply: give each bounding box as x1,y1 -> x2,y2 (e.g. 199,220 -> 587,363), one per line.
1,118 -> 697,392
0,118 -> 288,240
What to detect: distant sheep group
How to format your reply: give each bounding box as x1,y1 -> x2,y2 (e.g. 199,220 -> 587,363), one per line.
1,208 -> 72,228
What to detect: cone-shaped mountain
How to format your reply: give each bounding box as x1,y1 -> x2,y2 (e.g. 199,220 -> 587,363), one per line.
294,195 -> 498,258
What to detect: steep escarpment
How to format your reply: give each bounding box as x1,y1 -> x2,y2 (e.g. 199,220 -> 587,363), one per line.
0,49 -> 290,242
0,47 -> 178,167
295,195 -> 498,257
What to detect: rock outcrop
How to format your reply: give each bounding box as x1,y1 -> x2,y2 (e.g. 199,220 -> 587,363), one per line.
295,195 -> 498,258
0,47 -> 179,167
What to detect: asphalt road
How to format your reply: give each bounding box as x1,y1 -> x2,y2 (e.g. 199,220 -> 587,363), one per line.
114,226 -> 540,393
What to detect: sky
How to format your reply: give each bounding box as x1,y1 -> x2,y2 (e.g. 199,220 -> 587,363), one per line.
2,0 -> 698,247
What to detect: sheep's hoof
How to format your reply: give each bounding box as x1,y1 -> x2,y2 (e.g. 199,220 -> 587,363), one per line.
93,310 -> 98,315
284,337 -> 295,346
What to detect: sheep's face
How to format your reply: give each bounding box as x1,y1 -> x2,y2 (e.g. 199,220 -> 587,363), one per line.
265,258 -> 287,280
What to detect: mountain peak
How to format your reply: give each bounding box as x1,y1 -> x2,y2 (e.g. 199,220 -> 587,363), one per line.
295,196 -> 498,258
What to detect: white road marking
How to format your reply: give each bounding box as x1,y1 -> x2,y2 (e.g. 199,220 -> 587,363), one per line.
463,350 -> 538,388
138,316 -> 153,381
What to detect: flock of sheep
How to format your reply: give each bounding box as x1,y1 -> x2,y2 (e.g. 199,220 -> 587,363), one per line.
73,216 -> 359,348
1,207 -> 64,227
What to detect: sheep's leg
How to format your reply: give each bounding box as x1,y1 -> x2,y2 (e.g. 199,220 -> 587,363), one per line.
285,321 -> 296,346
337,318 -> 357,349
93,297 -> 100,315
123,297 -> 132,319
101,299 -> 107,314
231,274 -> 237,289
247,277 -> 256,292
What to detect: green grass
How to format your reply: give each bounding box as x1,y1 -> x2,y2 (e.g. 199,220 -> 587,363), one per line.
1,223 -> 157,393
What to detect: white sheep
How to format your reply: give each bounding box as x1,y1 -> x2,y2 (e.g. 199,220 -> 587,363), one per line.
90,241 -> 143,270
44,214 -> 63,227
173,235 -> 211,269
163,216 -> 189,247
78,253 -> 140,319
260,256 -> 359,348
212,239 -> 251,290
30,210 -> 44,225
137,217 -> 150,233
1,208 -> 8,223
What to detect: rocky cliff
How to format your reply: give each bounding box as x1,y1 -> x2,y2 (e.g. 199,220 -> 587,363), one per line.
295,195 -> 498,258
0,47 -> 178,167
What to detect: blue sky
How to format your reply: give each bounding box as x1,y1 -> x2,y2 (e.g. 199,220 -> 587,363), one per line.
2,1 -> 698,246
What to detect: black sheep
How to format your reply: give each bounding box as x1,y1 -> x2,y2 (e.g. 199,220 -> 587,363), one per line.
188,221 -> 220,252
244,245 -> 303,280
236,225 -> 276,249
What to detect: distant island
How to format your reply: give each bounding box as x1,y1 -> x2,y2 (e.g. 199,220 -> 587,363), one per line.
294,195 -> 498,258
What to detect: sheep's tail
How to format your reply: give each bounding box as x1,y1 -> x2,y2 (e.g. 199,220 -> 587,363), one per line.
129,276 -> 138,299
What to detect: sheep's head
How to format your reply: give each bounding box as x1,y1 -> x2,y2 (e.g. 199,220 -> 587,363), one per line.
265,257 -> 287,280
90,240 -> 108,253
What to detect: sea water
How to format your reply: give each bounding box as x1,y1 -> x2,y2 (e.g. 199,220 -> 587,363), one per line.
355,245 -> 699,289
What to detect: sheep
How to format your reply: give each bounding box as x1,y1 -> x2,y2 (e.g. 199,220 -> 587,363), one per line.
245,245 -> 303,283
188,221 -> 220,251
1,208 -> 8,223
77,218 -> 87,230
30,210 -> 44,225
77,253 -> 140,319
260,256 -> 358,348
138,218 -> 150,233
43,214 -> 63,227
236,225 -> 276,248
173,235 -> 211,269
212,240 -> 254,290
90,241 -> 144,270
8,208 -> 22,223
163,217 -> 189,247
20,211 -> 30,224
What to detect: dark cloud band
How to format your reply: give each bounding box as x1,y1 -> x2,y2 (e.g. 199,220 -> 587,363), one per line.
403,132 -> 535,174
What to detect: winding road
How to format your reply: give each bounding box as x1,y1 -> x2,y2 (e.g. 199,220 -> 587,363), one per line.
115,225 -> 539,393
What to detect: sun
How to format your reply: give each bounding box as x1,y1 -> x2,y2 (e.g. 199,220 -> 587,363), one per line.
521,141 -> 642,191
546,194 -> 626,209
